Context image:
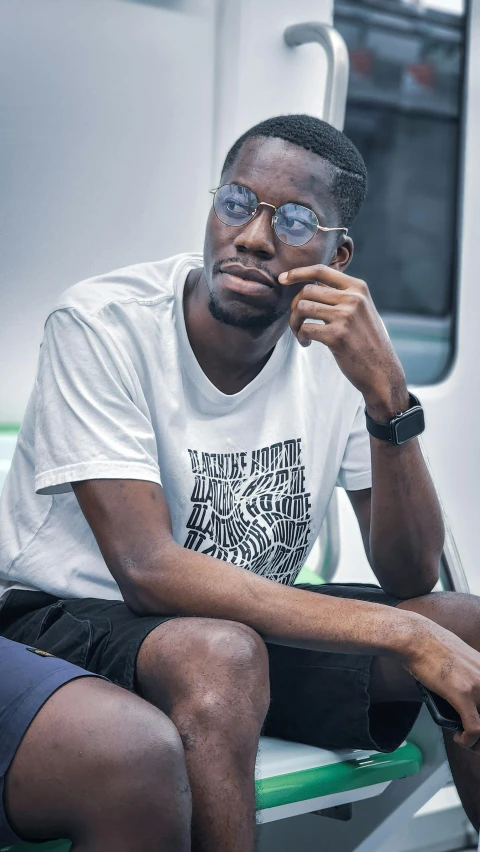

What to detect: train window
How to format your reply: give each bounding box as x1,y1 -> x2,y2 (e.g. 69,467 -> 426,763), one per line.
334,0 -> 466,385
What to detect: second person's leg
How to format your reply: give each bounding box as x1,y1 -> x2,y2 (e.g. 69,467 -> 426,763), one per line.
4,677 -> 191,852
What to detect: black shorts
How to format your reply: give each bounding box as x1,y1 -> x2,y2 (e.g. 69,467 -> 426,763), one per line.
0,636 -> 102,846
0,584 -> 423,757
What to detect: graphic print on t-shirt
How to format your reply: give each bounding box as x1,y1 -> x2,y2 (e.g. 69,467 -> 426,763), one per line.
183,439 -> 312,585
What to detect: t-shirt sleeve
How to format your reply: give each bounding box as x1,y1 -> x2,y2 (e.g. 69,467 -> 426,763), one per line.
336,399 -> 372,491
34,308 -> 161,496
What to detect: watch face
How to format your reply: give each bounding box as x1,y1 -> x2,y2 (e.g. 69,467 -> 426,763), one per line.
394,408 -> 425,445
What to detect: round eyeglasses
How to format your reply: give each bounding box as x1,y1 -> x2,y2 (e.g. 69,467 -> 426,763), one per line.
210,183 -> 348,247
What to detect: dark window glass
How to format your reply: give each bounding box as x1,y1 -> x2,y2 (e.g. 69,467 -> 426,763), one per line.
334,0 -> 466,384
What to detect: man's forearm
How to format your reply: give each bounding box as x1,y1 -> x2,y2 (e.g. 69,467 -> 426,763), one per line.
369,434 -> 444,598
122,539 -> 425,659
362,376 -> 444,599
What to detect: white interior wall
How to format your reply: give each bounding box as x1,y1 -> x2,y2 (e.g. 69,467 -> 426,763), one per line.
1,0 -> 336,424
0,0 -> 217,422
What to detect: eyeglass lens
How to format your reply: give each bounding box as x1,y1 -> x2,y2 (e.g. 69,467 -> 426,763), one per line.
213,183 -> 319,247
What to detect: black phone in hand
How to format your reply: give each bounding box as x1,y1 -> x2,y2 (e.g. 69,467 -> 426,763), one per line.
416,681 -> 463,732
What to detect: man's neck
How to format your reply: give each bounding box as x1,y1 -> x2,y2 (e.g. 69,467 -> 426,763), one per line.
182,268 -> 285,395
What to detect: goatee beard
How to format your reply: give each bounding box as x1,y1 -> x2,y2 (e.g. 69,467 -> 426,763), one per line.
207,292 -> 284,331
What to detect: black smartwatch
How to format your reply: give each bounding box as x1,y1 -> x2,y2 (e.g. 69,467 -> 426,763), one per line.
365,392 -> 425,446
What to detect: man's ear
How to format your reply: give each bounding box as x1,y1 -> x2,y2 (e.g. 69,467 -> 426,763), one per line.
329,236 -> 354,272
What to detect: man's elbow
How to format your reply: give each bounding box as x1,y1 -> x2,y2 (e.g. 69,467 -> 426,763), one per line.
111,550 -> 178,617
395,575 -> 439,600
408,542 -> 444,597
121,582 -> 155,616
382,559 -> 441,600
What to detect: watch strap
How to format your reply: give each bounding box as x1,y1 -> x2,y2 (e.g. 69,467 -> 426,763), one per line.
365,392 -> 422,444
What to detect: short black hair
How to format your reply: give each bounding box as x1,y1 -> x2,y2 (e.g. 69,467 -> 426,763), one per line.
221,114 -> 367,229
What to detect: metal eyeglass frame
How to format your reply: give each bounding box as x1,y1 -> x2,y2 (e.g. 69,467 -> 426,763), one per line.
210,184 -> 348,246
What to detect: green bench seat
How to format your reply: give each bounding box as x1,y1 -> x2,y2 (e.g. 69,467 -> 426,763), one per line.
256,737 -> 421,822
1,737 -> 422,851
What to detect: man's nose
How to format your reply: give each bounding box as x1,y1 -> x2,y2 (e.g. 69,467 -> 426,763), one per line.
233,207 -> 276,258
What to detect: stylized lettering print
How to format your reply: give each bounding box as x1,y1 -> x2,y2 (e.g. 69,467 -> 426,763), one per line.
183,440 -> 312,585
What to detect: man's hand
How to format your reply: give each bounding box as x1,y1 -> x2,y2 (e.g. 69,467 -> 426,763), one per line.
278,264 -> 409,420
402,622 -> 480,750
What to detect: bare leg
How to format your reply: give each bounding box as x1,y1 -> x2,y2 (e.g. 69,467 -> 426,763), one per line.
136,618 -> 270,852
4,677 -> 192,851
369,591 -> 480,831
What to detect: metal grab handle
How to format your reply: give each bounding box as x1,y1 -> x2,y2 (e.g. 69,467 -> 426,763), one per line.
417,435 -> 469,594
284,22 -> 349,131
440,521 -> 470,593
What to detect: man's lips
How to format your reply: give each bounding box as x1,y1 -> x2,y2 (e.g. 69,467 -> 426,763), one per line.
220,263 -> 275,288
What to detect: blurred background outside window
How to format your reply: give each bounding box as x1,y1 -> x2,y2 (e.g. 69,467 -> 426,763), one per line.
334,0 -> 465,385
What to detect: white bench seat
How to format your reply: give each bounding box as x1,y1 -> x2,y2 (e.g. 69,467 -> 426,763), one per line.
255,736 -> 422,822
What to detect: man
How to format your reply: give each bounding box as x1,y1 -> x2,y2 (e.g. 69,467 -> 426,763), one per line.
0,637 -> 190,850
1,113 -> 480,852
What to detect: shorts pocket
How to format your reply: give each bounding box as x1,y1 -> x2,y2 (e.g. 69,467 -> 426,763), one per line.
34,602 -> 93,669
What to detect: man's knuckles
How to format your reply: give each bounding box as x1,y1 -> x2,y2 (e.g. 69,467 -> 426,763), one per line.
297,299 -> 314,313
354,278 -> 369,295
345,289 -> 369,309
297,283 -> 324,300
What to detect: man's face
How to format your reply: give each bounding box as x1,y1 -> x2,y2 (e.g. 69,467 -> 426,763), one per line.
202,136 -> 352,332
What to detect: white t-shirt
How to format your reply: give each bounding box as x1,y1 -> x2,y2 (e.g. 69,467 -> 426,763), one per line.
0,253 -> 372,603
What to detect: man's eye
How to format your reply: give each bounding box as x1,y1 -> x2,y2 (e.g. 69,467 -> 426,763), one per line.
225,200 -> 252,216
284,217 -> 308,231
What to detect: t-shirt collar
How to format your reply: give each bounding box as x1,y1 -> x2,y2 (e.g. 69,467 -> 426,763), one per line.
173,255 -> 292,407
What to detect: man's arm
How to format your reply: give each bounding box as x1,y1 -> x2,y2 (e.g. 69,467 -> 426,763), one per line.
279,264 -> 445,599
72,478 -> 428,652
71,476 -> 480,746
348,437 -> 444,599
360,371 -> 444,598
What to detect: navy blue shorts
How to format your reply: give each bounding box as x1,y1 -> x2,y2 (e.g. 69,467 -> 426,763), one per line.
0,636 -> 102,846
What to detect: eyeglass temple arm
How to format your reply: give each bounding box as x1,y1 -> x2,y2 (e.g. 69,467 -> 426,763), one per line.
318,224 -> 349,234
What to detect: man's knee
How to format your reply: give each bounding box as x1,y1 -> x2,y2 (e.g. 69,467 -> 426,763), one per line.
137,618 -> 270,729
